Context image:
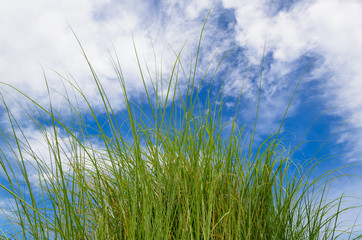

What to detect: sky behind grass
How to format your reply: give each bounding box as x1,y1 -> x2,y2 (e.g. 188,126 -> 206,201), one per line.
1,0 -> 362,232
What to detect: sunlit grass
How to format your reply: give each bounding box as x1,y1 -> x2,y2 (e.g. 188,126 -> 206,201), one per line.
0,11 -> 361,240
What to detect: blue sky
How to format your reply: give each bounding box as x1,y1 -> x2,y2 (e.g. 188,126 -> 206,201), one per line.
0,0 -> 362,233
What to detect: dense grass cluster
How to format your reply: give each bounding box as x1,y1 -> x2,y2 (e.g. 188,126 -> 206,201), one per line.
0,15 -> 360,239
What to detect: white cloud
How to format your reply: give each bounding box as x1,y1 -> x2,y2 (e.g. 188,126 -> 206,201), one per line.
1,0 -> 361,158
0,0 -> 230,117
222,0 -> 362,161
1,0 -> 360,165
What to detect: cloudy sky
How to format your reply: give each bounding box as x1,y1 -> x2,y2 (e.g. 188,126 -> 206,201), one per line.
0,0 -> 362,233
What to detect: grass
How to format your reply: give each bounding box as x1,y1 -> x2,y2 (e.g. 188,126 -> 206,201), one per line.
0,11 -> 361,240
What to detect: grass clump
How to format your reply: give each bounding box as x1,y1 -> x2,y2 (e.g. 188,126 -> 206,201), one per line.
0,15 -> 360,240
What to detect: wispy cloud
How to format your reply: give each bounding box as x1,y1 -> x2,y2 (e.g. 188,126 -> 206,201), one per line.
0,0 -> 229,111
1,0 -> 361,159
223,0 -> 362,162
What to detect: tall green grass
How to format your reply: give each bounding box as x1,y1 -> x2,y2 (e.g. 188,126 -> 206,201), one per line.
0,13 -> 360,240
